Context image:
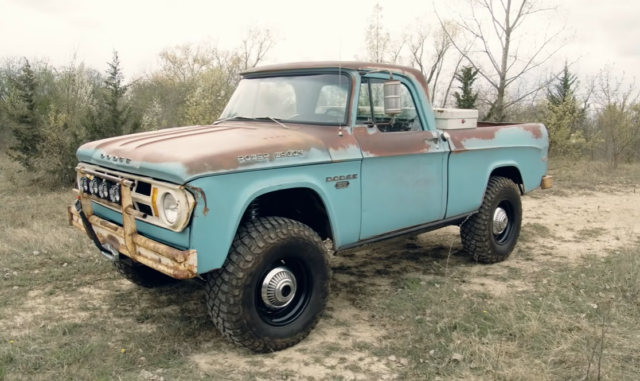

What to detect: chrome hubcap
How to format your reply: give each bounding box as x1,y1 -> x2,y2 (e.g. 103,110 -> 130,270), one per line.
261,266 -> 297,309
493,207 -> 509,235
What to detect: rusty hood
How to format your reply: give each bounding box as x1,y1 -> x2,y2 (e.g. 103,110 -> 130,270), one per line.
76,122 -> 350,184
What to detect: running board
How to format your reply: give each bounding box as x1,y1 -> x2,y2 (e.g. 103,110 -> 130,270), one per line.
337,213 -> 475,251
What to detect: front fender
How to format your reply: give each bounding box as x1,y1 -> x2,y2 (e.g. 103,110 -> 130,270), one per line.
186,161 -> 362,274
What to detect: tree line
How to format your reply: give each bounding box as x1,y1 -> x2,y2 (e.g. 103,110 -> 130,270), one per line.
360,0 -> 640,168
0,28 -> 275,186
1,0 -> 639,189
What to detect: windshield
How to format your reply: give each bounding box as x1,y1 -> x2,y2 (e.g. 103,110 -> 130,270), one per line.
219,73 -> 351,125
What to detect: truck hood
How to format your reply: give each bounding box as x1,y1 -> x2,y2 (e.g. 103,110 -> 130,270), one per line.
76,122 -> 358,184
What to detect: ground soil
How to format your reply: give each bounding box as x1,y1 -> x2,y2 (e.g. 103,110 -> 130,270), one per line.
191,187 -> 640,379
2,184 -> 638,380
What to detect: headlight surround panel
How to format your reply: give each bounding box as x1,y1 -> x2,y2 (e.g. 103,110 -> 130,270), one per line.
75,164 -> 196,232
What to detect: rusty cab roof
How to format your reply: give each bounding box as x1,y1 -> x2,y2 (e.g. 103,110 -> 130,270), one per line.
240,61 -> 431,102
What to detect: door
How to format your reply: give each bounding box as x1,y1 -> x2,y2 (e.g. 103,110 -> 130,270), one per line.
353,76 -> 448,240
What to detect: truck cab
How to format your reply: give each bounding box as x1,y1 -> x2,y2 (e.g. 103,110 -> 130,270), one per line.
67,61 -> 552,353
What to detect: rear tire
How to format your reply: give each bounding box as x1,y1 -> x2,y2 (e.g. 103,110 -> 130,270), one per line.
113,259 -> 177,288
461,176 -> 522,263
205,217 -> 330,353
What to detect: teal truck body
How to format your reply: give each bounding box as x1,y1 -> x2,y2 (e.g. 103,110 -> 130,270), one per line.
68,61 -> 553,352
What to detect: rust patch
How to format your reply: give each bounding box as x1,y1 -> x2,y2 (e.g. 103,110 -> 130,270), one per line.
69,208 -> 197,279
241,61 -> 433,103
303,125 -> 361,153
81,122 -> 356,177
186,185 -> 209,216
446,123 -> 545,152
103,234 -> 121,252
352,127 -> 436,157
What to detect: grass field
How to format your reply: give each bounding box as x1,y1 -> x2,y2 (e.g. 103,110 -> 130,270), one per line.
0,155 -> 639,380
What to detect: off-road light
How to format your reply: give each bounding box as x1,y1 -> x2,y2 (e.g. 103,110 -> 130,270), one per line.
98,180 -> 109,199
89,178 -> 100,195
79,177 -> 89,193
109,184 -> 121,204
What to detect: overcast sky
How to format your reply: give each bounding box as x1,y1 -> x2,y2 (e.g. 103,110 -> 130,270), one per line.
1,0 -> 638,93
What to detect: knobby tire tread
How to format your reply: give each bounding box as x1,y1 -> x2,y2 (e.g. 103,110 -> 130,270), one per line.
205,216 -> 330,353
461,176 -> 521,264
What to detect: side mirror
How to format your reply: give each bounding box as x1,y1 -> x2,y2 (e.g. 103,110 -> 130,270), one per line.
383,80 -> 402,115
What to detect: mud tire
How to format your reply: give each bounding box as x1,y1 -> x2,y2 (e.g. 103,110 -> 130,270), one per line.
113,260 -> 177,288
205,217 -> 330,353
461,176 -> 522,264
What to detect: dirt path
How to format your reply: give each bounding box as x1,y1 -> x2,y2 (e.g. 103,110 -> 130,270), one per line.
191,187 -> 640,379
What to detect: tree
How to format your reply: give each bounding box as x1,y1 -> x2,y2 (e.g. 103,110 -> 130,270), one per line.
549,64 -> 576,106
363,3 -> 403,64
453,66 -> 479,109
239,27 -> 276,69
7,58 -> 43,169
593,66 -> 640,168
543,62 -> 585,155
85,51 -> 141,141
406,21 -> 464,106
131,29 -> 277,129
439,0 -> 568,121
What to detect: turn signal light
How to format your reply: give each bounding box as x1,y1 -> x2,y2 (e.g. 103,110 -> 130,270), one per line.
151,187 -> 159,216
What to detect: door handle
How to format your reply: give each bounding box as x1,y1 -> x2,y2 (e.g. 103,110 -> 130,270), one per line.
426,132 -> 442,149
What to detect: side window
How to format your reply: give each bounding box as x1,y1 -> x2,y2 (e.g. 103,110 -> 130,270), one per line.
356,78 -> 422,132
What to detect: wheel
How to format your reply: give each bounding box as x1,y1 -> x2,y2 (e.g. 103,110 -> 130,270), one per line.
461,176 -> 522,263
113,259 -> 177,288
205,217 -> 330,353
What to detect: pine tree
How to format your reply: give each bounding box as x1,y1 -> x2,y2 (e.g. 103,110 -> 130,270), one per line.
543,62 -> 583,155
548,62 -> 578,107
85,51 -> 141,141
8,58 -> 44,169
453,66 -> 479,109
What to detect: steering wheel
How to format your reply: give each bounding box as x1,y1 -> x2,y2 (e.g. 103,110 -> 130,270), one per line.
324,108 -> 345,117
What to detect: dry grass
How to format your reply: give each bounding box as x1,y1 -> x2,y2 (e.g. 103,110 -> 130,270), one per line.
1,152 -> 639,380
370,249 -> 640,380
547,157 -> 640,192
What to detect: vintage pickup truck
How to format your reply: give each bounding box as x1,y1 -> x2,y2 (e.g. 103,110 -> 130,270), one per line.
67,61 -> 552,353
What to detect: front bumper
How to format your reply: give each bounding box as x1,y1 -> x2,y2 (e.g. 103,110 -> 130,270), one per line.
68,167 -> 197,280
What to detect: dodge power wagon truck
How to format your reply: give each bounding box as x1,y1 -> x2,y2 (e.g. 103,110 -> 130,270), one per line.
67,61 -> 553,353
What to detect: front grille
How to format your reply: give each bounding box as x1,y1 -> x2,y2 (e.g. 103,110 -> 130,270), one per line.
135,181 -> 152,196
136,203 -> 153,216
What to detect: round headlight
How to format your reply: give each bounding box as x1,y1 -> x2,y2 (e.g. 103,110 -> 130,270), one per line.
161,193 -> 180,225
109,184 -> 121,204
89,178 -> 100,195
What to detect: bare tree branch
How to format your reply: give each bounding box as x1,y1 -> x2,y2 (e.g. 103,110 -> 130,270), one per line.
437,0 -> 569,120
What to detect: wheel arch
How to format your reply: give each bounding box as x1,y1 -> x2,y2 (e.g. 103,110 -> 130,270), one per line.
477,163 -> 524,207
187,164 -> 361,275
238,186 -> 335,243
489,165 -> 524,194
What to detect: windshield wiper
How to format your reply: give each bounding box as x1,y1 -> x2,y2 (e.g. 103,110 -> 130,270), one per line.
253,116 -> 288,129
213,115 -> 288,129
212,116 -> 255,125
